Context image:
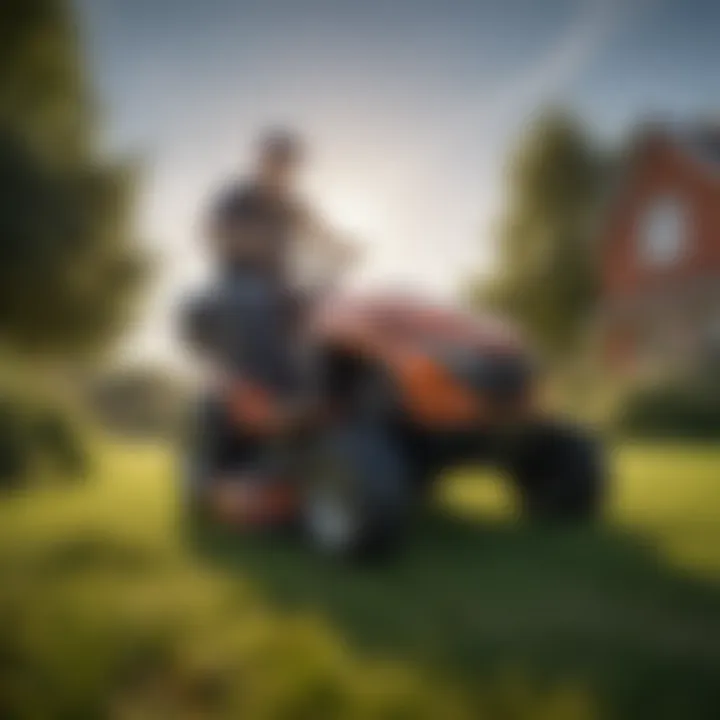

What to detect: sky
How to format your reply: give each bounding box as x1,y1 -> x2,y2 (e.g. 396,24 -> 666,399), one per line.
73,0 -> 720,362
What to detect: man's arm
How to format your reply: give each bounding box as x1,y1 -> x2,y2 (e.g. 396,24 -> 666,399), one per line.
299,204 -> 359,267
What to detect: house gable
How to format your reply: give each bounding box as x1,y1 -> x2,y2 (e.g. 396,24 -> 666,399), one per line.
598,127 -> 720,374
600,131 -> 720,302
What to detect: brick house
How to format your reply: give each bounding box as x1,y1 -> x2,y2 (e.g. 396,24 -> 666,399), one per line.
598,124 -> 720,375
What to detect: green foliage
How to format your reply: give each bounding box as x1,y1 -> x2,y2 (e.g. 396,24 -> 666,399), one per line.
618,376 -> 720,440
0,396 -> 87,490
477,111 -> 604,360
0,401 -> 32,486
85,364 -> 191,439
0,0 -> 88,162
32,405 -> 88,476
0,0 -> 144,355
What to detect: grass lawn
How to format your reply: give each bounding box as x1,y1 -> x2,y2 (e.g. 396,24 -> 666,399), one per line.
1,443 -> 720,719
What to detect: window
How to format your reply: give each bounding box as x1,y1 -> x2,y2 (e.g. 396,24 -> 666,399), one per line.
637,195 -> 687,266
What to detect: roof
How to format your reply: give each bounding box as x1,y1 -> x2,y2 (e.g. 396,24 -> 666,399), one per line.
629,120 -> 720,180
674,123 -> 720,173
596,120 -> 720,250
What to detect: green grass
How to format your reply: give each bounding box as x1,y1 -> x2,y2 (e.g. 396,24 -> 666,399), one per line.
1,443 -> 720,719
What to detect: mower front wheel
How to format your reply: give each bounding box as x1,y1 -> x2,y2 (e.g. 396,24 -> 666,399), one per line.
302,421 -> 410,560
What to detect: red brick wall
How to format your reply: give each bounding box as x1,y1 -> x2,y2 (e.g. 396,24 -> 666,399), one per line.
600,137 -> 720,301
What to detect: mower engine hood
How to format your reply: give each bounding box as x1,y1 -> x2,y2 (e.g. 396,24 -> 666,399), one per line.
311,292 -> 525,356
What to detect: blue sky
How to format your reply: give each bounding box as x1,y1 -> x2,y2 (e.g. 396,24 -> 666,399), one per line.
73,0 -> 720,360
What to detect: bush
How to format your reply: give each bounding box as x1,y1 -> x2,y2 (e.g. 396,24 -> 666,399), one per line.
84,365 -> 189,440
618,377 -> 720,440
32,407 -> 88,477
0,400 -> 32,488
0,396 -> 87,490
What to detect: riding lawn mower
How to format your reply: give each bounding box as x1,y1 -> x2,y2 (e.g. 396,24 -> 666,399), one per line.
182,291 -> 605,560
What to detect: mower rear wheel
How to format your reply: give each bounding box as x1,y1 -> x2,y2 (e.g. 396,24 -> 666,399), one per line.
506,420 -> 606,523
302,421 -> 409,560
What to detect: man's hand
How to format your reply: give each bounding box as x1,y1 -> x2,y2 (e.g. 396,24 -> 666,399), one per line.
224,374 -> 321,436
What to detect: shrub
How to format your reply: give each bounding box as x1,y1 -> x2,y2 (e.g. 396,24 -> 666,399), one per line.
84,365 -> 189,440
617,376 -> 720,440
0,396 -> 87,490
32,407 -> 88,478
0,400 -> 32,489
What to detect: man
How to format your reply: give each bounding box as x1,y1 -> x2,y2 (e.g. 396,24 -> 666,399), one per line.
182,131 -> 355,517
202,129 -> 356,407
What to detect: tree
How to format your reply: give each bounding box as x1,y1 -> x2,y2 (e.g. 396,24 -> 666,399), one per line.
0,0 -> 144,355
478,111 -> 604,360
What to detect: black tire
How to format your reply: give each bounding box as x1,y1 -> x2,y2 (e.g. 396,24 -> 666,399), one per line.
506,420 -> 605,523
302,420 -> 410,560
